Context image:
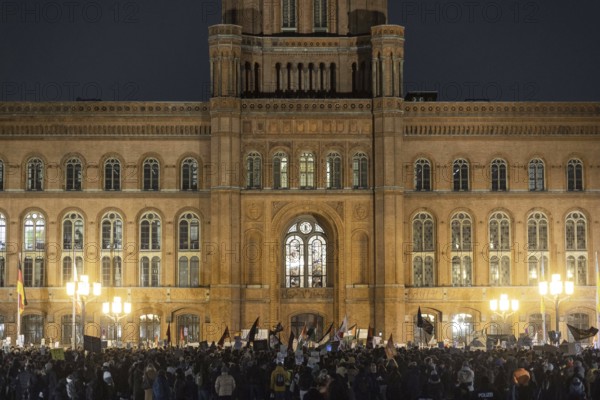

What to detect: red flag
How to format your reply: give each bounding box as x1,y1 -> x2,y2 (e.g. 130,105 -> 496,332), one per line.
17,260 -> 27,315
180,326 -> 185,342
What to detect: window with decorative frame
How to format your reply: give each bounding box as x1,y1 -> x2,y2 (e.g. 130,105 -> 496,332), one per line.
352,152 -> 368,189
178,212 -> 201,287
451,212 -> 472,287
282,0 -> 297,30
527,212 -> 549,285
26,158 -> 44,191
23,212 -> 45,287
452,159 -> 469,191
140,212 -> 161,287
489,211 -> 511,286
567,159 -> 583,191
100,212 -> 123,287
273,152 -> 289,189
326,152 -> 342,189
104,158 -> 121,191
284,218 -> 327,288
313,0 -> 327,31
299,152 -> 315,189
143,158 -> 160,191
414,158 -> 431,191
246,152 -> 262,189
491,159 -> 507,191
181,158 -> 199,191
565,211 -> 587,286
528,159 -> 544,191
412,212 -> 435,287
65,157 -> 82,191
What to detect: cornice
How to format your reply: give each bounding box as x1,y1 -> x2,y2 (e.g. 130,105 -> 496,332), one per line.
403,102 -> 600,117
0,102 -> 210,116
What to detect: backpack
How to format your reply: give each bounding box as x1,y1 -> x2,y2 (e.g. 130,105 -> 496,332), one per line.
275,372 -> 286,387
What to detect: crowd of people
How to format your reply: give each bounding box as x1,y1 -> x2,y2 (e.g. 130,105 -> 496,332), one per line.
1,341 -> 599,400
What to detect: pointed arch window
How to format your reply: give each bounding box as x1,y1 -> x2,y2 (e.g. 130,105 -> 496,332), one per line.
565,211 -> 587,285
100,211 -> 123,287
27,158 -> 44,191
415,159 -> 431,191
489,212 -> 511,286
24,212 -> 46,286
140,212 -> 161,251
181,158 -> 199,191
143,158 -> 160,191
285,219 -> 327,288
352,152 -> 368,189
527,212 -> 549,285
104,158 -> 121,191
178,212 -> 201,287
273,152 -> 289,189
326,152 -> 342,189
412,213 -> 435,287
65,157 -> 82,191
528,159 -> 544,191
451,212 -> 472,287
63,212 -> 84,250
140,212 -> 161,287
491,159 -> 507,191
299,152 -> 315,189
567,159 -> 583,191
453,159 -> 469,191
246,152 -> 262,189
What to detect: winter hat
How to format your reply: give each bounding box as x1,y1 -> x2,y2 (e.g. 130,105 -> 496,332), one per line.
103,371 -> 113,384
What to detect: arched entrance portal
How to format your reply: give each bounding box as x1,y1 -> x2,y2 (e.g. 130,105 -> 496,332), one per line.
291,313 -> 324,342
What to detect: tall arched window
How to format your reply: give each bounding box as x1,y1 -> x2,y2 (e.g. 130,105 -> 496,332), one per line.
527,212 -> 549,285
100,212 -> 123,287
491,159 -> 507,191
489,212 -> 511,286
415,159 -> 431,191
23,212 -> 45,287
313,0 -> 327,31
139,314 -> 160,346
451,212 -> 472,287
178,212 -> 201,287
326,152 -> 342,189
299,152 -> 315,189
273,152 -> 289,189
412,213 -> 435,287
285,218 -> 327,288
282,0 -> 297,30
565,211 -> 587,285
352,152 -> 368,189
61,314 -> 81,345
452,313 -> 474,346
22,315 -> 44,346
246,152 -> 262,189
63,212 -> 84,250
140,212 -> 161,287
528,159 -> 544,191
27,158 -> 44,191
104,158 -> 121,191
567,159 -> 583,191
143,158 -> 160,191
65,157 -> 82,191
177,314 -> 200,345
453,159 -> 469,191
181,158 -> 199,191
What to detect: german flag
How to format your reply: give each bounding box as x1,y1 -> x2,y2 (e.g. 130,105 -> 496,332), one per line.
17,258 -> 27,315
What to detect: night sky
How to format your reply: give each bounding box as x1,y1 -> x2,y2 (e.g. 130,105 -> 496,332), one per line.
1,0 -> 599,102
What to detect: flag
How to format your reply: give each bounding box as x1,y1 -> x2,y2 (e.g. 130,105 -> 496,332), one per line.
166,323 -> 171,344
567,324 -> 599,341
366,325 -> 374,349
287,330 -> 295,350
217,326 -> 230,347
299,323 -> 307,343
17,259 -> 27,315
336,315 -> 348,341
306,326 -> 316,342
317,323 -> 334,347
269,323 -> 283,347
385,334 -> 397,359
247,317 -> 259,343
347,324 -> 357,338
417,306 -> 434,335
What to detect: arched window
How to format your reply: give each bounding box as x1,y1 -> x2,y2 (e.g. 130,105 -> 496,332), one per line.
140,256 -> 160,287
326,152 -> 342,189
61,314 -> 81,345
451,212 -> 472,287
0,160 -> 4,191
181,158 -> 199,191
139,314 -> 160,346
0,213 -> 5,287
178,212 -> 201,287
489,211 -> 511,286
452,313 -> 474,346
143,158 -> 160,191
246,152 -> 262,189
100,212 -> 123,287
140,212 -> 161,251
567,159 -> 583,191
352,152 -> 368,189
527,212 -> 548,285
62,256 -> 83,284
22,315 -> 44,346
566,211 -> 587,286
273,152 -> 289,189
415,159 -> 431,191
282,0 -> 297,30
313,0 -> 327,31
177,314 -> 200,345
140,212 -> 161,287
24,212 -> 45,252
27,158 -> 44,191
23,212 -> 45,287
453,159 -> 469,191
491,159 -> 507,191
63,212 -> 84,250
65,157 -> 82,191
299,152 -> 315,189
412,213 -> 435,287
285,218 -> 327,288
528,159 -> 544,191
104,158 -> 121,191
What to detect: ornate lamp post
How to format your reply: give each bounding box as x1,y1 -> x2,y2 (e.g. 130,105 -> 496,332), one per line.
489,294 -> 519,334
66,275 -> 101,349
539,274 -> 574,344
102,296 -> 132,347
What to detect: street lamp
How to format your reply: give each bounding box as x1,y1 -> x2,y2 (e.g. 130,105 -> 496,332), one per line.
489,294 -> 519,334
539,274 -> 574,344
102,296 -> 132,347
66,275 -> 102,349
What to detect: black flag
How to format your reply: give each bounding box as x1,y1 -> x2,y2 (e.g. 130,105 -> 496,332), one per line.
247,317 -> 259,343
217,326 -> 230,347
567,324 -> 599,341
417,306 -> 434,335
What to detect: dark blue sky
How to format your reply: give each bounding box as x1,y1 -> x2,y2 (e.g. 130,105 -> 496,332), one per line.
1,0 -> 598,102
